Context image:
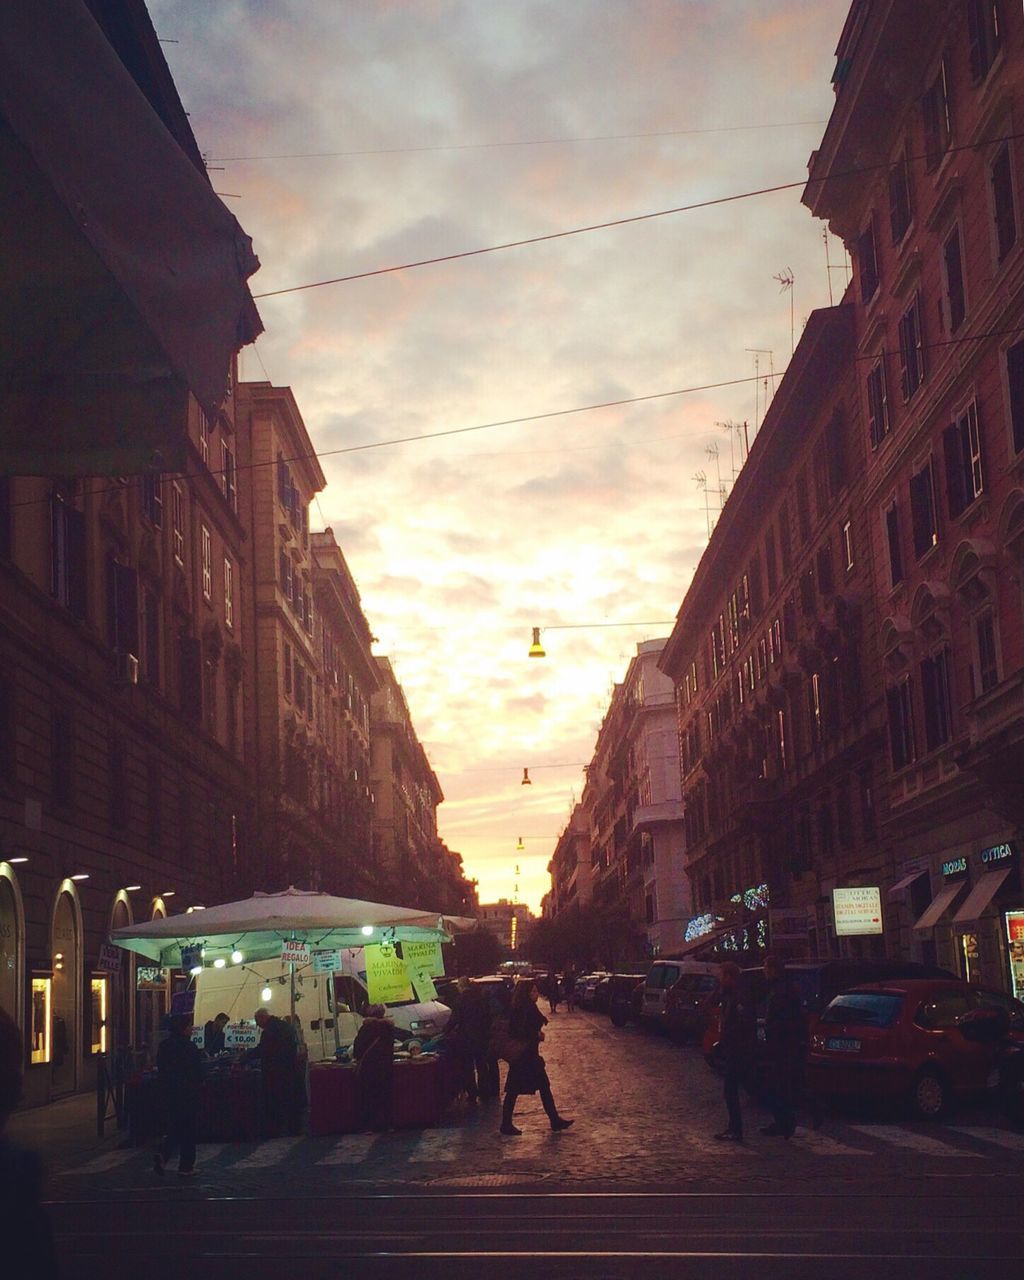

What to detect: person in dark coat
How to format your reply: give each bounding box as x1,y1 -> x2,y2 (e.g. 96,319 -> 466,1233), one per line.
713,961 -> 756,1142
446,978 -> 498,1102
250,1008 -> 298,1136
352,1004 -> 395,1132
546,971 -> 560,1015
501,979 -> 573,1135
760,954 -> 805,1138
154,1013 -> 202,1176
0,1005 -> 59,1279
203,1012 -> 229,1056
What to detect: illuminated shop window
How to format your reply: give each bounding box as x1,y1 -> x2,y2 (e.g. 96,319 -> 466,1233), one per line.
90,976 -> 108,1055
31,976 -> 52,1064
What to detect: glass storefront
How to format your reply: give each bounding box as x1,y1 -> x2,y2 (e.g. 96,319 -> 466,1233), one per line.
30,976 -> 51,1064
1006,910 -> 1024,1002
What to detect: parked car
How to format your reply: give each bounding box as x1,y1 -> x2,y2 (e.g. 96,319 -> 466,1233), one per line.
607,974 -> 648,1027
702,958 -> 955,1072
664,968 -> 722,1043
808,978 -> 1024,1119
641,960 -> 721,1030
579,972 -> 612,1010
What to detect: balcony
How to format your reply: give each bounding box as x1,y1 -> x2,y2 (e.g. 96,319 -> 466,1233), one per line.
966,672 -> 1024,749
631,799 -> 685,833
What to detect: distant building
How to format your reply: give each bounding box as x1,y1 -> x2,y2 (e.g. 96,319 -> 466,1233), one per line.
478,900 -> 535,956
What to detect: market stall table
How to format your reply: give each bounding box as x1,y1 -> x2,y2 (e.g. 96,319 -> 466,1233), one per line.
127,1062 -> 265,1145
308,1055 -> 447,1136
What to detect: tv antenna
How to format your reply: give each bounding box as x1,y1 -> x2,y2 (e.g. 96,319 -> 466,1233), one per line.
774,268 -> 795,356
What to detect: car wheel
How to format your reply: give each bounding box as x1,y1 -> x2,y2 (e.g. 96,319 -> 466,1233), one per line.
610,1011 -> 627,1028
909,1068 -> 947,1120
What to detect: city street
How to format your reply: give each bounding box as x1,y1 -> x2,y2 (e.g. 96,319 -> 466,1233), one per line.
22,1008 -> 1024,1278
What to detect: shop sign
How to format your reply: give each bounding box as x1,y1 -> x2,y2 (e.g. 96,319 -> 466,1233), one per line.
136,965 -> 164,990
364,944 -> 414,1004
281,940 -> 311,966
980,842 -> 1017,867
409,967 -> 437,1003
402,940 -> 445,978
833,886 -> 883,937
312,949 -> 343,974
180,944 -> 203,972
96,943 -> 123,973
225,1022 -> 259,1050
941,856 -> 968,879
768,907 -> 810,941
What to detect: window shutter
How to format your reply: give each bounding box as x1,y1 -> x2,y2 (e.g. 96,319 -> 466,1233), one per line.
885,503 -> 903,585
179,635 -> 203,721
909,468 -> 933,559
967,0 -> 985,81
943,424 -> 967,518
66,506 -> 87,620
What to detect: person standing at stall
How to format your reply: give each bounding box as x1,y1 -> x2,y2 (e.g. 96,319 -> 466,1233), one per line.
713,961 -> 756,1142
203,1011 -> 229,1056
761,954 -> 804,1139
446,977 -> 498,1102
250,1007 -> 298,1136
501,979 -> 573,1135
153,1013 -> 202,1177
353,1004 -> 396,1132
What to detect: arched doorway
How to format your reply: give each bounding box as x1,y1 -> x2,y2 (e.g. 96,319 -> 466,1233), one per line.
0,864 -> 24,1028
108,893 -> 134,1054
51,883 -> 82,1096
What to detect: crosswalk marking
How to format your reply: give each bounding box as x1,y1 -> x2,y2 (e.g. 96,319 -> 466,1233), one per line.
230,1137 -> 303,1169
195,1143 -> 226,1166
59,1147 -> 137,1175
848,1125 -> 980,1157
949,1125 -> 1024,1152
409,1130 -> 459,1163
788,1129 -> 870,1156
316,1133 -> 379,1165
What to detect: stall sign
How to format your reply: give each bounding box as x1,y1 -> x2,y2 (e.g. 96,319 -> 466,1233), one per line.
190,1026 -> 206,1049
364,944 -> 414,1004
941,856 -> 969,879
981,842 -> 1017,866
409,967 -> 437,1003
313,949 -> 343,974
281,940 -> 311,966
170,989 -> 195,1017
136,965 -> 164,990
833,886 -> 883,937
225,1022 -> 259,1051
402,940 -> 444,978
180,944 -> 203,972
96,943 -> 123,973
768,908 -> 810,942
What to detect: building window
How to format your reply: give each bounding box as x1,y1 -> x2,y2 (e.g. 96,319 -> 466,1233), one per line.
898,292 -> 926,401
886,678 -> 916,770
224,558 -> 234,629
30,976 -> 51,1064
177,631 -> 203,722
283,640 -> 293,698
885,499 -> 904,587
842,519 -> 854,571
991,142 -> 1018,263
808,674 -> 823,748
968,1 -> 1003,83
888,148 -> 912,243
867,359 -> 890,447
922,59 -> 952,171
770,617 -> 781,662
199,413 -> 211,466
909,460 -> 939,559
943,401 -> 984,518
105,554 -> 139,656
921,647 -> 953,751
795,473 -> 811,541
90,976 -> 108,1055
142,473 -> 163,528
857,217 -> 879,302
942,226 -> 966,333
764,526 -> 778,595
279,548 -> 293,602
974,609 -> 1000,694
1006,339 -> 1024,455
222,441 -> 237,512
201,525 -> 212,602
816,541 -> 835,597
171,482 -> 185,565
142,587 -> 160,685
778,501 -> 792,572
51,491 -> 87,619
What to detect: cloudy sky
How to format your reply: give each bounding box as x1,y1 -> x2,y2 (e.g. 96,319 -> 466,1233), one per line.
153,0 -> 851,911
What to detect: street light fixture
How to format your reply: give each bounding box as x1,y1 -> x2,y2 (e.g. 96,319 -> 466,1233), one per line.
521,768 -> 531,785
528,627 -> 545,658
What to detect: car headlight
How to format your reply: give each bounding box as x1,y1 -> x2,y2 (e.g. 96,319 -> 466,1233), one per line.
410,1021 -> 421,1029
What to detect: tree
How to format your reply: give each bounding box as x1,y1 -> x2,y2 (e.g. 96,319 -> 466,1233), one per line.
447,926 -> 502,976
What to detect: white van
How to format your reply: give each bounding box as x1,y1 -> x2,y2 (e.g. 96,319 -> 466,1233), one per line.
640,959 -> 723,1028
192,958 -> 451,1061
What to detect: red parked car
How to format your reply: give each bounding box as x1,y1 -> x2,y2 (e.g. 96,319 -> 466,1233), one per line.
807,978 -> 1024,1120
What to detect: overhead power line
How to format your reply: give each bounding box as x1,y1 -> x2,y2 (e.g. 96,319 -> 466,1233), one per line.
209,118 -> 827,163
252,130 -> 1024,301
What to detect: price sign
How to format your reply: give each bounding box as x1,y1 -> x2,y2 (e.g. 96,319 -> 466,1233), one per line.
313,949 -> 342,973
191,1026 -> 206,1049
225,1022 -> 260,1050
281,940 -> 311,966
402,940 -> 444,978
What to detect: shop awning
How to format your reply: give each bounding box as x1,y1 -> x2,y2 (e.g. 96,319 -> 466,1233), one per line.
951,869 -> 1013,925
0,0 -> 262,474
914,881 -> 964,931
675,923 -> 735,957
889,868 -> 928,897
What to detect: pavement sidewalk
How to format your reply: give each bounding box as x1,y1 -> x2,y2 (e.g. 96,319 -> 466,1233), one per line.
7,1090 -> 129,1173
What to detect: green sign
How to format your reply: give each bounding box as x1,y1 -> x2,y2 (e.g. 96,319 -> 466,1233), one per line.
402,940 -> 444,978
364,944 -> 414,1004
409,968 -> 437,1002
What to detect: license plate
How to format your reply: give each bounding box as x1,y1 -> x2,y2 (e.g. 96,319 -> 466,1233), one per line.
826,1037 -> 861,1052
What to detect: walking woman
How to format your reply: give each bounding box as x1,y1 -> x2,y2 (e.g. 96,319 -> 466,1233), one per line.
500,979 -> 574,1135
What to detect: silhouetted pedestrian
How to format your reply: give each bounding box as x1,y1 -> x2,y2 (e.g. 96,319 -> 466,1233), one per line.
446,978 -> 497,1101
353,1004 -> 395,1131
501,980 -> 573,1135
546,971 -> 560,1015
713,962 -> 756,1142
153,1013 -> 202,1177
760,954 -> 804,1139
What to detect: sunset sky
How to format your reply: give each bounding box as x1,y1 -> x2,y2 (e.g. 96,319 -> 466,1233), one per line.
153,0 -> 852,912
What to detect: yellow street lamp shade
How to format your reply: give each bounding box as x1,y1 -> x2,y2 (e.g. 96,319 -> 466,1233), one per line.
521,768 -> 532,785
528,627 -> 545,658
516,836 -> 525,851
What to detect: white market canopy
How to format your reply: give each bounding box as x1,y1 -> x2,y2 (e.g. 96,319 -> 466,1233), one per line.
109,886 -> 477,968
